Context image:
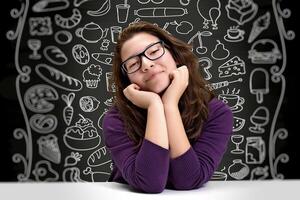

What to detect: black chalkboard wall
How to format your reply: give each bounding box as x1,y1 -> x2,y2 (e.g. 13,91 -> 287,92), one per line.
1,0 -> 299,181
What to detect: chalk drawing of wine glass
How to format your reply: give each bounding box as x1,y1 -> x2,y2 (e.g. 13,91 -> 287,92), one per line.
28,39 -> 41,59
231,135 -> 244,154
249,106 -> 269,134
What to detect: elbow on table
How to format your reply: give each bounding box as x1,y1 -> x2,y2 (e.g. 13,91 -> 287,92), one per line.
137,181 -> 166,193
124,166 -> 168,193
131,176 -> 167,193
143,185 -> 165,193
171,177 -> 208,190
172,182 -> 203,191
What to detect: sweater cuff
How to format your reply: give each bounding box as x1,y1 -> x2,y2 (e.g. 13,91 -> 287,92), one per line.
170,147 -> 200,180
142,139 -> 169,153
136,139 -> 169,176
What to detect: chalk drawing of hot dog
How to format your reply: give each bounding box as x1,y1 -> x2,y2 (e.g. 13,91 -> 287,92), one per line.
134,7 -> 188,18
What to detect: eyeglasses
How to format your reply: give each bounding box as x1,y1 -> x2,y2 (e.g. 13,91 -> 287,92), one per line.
121,40 -> 166,74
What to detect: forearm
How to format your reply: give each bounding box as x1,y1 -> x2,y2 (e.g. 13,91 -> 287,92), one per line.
163,104 -> 191,159
131,139 -> 169,193
145,100 -> 169,149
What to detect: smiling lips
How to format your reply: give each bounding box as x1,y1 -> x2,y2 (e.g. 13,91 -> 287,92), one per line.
146,71 -> 162,82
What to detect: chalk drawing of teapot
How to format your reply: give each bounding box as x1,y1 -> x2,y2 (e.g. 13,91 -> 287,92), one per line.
76,22 -> 108,43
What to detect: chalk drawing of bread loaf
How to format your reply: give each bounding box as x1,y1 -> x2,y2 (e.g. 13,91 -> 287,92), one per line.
87,146 -> 111,167
36,64 -> 82,91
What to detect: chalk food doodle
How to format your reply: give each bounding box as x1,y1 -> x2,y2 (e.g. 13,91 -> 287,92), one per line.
6,0 -> 295,181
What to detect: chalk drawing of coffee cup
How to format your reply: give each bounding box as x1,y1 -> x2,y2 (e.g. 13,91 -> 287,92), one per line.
219,94 -> 244,113
76,22 -> 108,43
224,27 -> 245,42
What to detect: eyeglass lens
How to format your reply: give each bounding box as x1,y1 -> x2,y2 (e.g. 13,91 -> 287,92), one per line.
123,42 -> 164,74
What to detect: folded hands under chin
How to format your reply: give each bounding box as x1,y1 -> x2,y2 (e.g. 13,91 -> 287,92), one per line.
123,83 -> 161,109
123,65 -> 189,109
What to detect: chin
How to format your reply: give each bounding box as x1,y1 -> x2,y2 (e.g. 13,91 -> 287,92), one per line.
144,72 -> 171,94
150,80 -> 170,94
151,87 -> 166,94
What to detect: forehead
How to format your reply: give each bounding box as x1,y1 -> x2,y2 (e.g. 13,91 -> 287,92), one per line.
121,32 -> 160,60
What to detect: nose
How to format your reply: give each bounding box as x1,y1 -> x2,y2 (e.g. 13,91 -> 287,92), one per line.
140,56 -> 154,72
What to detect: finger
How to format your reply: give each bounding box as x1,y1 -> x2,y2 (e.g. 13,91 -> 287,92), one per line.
179,66 -> 188,74
128,83 -> 139,90
175,68 -> 183,77
178,65 -> 189,78
177,65 -> 186,70
123,88 -> 129,98
133,84 -> 140,90
181,65 -> 187,69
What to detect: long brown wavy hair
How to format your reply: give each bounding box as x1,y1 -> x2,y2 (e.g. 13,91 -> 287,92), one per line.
111,21 -> 214,148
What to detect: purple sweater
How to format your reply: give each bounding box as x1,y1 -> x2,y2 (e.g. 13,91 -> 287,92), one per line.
102,98 -> 233,193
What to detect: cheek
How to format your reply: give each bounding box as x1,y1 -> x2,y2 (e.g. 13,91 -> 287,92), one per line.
163,51 -> 177,69
128,75 -> 144,87
127,75 -> 136,84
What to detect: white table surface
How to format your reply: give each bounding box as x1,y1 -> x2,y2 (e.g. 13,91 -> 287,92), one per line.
0,180 -> 299,200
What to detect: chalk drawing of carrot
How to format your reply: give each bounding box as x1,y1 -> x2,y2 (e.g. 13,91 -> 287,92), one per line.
62,93 -> 75,126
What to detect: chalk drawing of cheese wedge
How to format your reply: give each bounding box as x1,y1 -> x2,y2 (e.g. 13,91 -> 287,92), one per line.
91,52 -> 113,66
35,63 -> 83,91
87,0 -> 111,17
55,8 -> 82,29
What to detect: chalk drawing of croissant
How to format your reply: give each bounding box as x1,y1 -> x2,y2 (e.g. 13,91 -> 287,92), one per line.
197,0 -> 221,30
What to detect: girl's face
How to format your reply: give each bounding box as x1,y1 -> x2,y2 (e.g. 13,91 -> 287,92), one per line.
121,32 -> 178,94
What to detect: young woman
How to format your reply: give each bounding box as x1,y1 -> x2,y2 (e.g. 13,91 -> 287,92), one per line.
102,21 -> 233,193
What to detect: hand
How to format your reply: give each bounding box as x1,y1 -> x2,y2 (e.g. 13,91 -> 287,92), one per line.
123,83 -> 161,109
162,65 -> 189,106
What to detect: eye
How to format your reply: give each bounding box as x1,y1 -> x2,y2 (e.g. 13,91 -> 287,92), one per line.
128,62 -> 138,69
150,49 -> 159,55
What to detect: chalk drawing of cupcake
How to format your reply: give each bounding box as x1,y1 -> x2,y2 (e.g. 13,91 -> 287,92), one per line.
83,64 -> 102,88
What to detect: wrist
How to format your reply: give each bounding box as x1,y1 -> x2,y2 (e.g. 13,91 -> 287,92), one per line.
162,96 -> 179,106
148,96 -> 163,109
163,102 -> 179,111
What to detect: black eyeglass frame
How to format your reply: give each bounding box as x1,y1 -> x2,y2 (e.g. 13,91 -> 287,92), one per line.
120,40 -> 166,74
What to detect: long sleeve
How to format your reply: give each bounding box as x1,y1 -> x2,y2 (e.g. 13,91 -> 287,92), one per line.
168,98 -> 233,190
102,107 -> 169,193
